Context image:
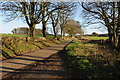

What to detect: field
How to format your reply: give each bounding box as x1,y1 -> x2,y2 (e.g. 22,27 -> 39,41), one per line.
0,34 -> 55,38
85,36 -> 108,40
1,34 -> 109,40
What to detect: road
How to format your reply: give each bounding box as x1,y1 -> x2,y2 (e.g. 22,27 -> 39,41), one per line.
1,40 -> 74,79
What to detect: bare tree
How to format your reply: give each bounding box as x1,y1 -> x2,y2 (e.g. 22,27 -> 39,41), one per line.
58,2 -> 76,37
1,1 -> 43,37
40,2 -> 50,37
50,9 -> 60,38
81,2 -> 119,47
40,2 -> 75,37
11,28 -> 17,34
59,14 -> 69,37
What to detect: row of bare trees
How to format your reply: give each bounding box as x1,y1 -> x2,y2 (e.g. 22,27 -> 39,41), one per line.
81,2 -> 120,48
0,1 -> 82,38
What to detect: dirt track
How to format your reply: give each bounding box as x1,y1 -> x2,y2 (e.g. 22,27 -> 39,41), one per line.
3,53 -> 76,79
1,40 -> 75,79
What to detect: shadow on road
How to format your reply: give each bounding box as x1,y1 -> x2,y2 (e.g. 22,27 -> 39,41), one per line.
2,49 -> 75,79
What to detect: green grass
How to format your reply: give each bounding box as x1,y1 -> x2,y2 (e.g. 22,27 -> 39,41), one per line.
1,37 -> 65,59
1,34 -> 28,37
86,36 -> 108,40
65,41 -> 95,78
64,40 -> 119,79
0,34 -> 55,38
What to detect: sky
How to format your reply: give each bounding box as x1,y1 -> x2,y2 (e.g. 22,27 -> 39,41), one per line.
0,2 -> 108,35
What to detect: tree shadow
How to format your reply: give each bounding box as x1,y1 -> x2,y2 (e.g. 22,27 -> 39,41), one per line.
62,51 -> 120,79
29,42 -> 42,49
2,50 -> 74,79
22,55 -> 46,59
45,49 -> 61,51
2,42 -> 18,56
37,41 -> 51,47
0,49 -> 11,59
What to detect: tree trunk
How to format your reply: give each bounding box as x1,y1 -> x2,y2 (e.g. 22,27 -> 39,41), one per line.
60,25 -> 63,37
117,2 -> 120,48
53,26 -> 57,38
42,22 -> 47,37
107,27 -> 113,44
107,26 -> 119,48
63,33 -> 65,37
113,29 -> 119,47
111,2 -> 119,48
29,24 -> 36,37
61,30 -> 63,37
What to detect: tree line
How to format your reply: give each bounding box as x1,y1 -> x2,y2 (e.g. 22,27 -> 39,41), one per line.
11,27 -> 43,35
0,1 -> 83,38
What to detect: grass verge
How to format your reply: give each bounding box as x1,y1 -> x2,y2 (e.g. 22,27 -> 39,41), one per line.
1,37 -> 65,60
63,40 -> 120,79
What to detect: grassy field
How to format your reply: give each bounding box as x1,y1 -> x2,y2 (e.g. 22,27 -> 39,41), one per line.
64,40 -> 120,79
0,34 -> 56,38
85,36 -> 108,40
0,34 -> 29,37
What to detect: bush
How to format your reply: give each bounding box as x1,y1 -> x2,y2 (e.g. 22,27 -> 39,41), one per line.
92,32 -> 99,36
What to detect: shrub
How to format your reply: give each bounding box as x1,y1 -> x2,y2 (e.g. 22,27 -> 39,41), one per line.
92,32 -> 99,36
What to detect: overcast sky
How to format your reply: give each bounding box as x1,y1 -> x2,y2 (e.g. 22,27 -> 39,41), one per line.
0,2 -> 108,34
